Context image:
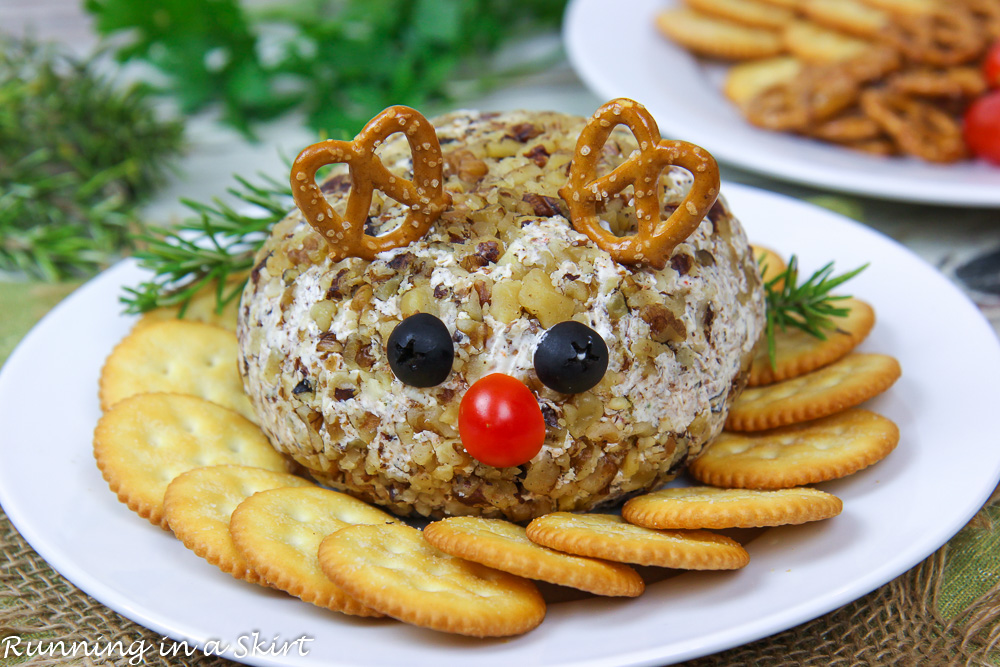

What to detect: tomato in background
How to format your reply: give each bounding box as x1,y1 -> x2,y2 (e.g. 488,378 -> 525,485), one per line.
984,42 -> 1000,89
964,91 -> 1000,166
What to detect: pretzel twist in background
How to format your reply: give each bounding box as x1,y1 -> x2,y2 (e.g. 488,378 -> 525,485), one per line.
291,106 -> 452,262
558,99 -> 720,270
860,89 -> 967,164
961,0 -> 1000,40
886,6 -> 984,67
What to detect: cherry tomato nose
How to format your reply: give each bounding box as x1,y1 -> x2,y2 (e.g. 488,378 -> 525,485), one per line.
458,373 -> 546,468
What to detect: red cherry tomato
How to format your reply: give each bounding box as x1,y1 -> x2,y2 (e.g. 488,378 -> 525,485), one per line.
458,374 -> 546,468
964,90 -> 1000,166
984,41 -> 1000,88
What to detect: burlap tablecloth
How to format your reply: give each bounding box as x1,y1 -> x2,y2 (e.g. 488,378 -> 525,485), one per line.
2,282 -> 999,667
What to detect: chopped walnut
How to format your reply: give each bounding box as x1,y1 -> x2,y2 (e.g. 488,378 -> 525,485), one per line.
445,149 -> 488,183
670,253 -> 693,276
522,193 -> 565,217
640,303 -> 688,344
334,387 -> 357,401
459,240 -> 501,271
523,144 -> 550,167
505,122 -> 543,142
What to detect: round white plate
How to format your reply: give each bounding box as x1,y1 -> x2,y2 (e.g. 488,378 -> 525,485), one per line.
2,183 -> 999,666
564,0 -> 1000,207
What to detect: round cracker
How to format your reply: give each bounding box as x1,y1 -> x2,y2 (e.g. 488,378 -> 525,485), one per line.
859,0 -> 940,15
655,8 -> 785,60
132,274 -> 245,333
133,294 -> 239,334
525,513 -> 749,570
782,20 -> 874,63
230,486 -> 397,617
728,352 -> 901,431
801,0 -> 890,37
684,0 -> 797,29
164,465 -> 313,584
749,297 -> 876,386
725,58 -> 804,108
423,516 -> 644,597
757,0 -> 801,8
99,319 -> 256,423
750,243 -> 789,285
623,486 -> 843,530
318,523 -> 545,637
93,393 -> 291,528
690,409 -> 900,488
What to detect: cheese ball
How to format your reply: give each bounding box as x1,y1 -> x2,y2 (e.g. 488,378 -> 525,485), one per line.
237,109 -> 765,521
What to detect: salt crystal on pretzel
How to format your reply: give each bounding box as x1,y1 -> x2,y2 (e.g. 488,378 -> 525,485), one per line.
557,98 -> 721,270
290,106 -> 452,262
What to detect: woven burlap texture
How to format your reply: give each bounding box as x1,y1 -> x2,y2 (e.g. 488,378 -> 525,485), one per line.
2,491 -> 999,667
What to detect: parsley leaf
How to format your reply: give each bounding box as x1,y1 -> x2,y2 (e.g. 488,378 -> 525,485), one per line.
85,0 -> 568,138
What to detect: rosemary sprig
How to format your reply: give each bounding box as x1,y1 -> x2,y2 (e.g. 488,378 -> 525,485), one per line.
763,255 -> 868,368
121,173 -> 292,315
0,37 -> 184,281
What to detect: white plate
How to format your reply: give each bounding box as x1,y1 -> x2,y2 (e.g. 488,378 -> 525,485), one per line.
2,183 -> 1000,666
564,0 -> 1000,207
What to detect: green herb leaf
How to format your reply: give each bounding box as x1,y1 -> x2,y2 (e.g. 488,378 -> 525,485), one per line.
121,173 -> 292,314
0,36 -> 184,281
85,0 -> 568,138
763,254 -> 868,369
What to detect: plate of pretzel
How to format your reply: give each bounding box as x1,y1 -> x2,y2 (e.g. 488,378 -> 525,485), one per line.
564,0 -> 1000,207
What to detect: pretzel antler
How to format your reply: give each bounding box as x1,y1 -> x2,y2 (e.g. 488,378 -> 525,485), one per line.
558,99 -> 720,270
291,106 -> 452,262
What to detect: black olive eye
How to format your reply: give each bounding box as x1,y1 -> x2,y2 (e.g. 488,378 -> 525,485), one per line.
533,321 -> 609,394
387,313 -> 454,387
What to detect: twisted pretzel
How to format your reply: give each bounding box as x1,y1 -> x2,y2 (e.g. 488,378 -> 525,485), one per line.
885,7 -> 984,67
291,106 -> 452,262
745,72 -> 860,131
961,0 -> 1000,40
744,48 -> 899,132
809,111 -> 883,143
558,99 -> 720,270
888,67 -> 987,100
860,89 -> 967,163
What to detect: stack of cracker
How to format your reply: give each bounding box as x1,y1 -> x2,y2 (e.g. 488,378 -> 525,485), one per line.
686,246 -> 901,491
92,251 -> 900,638
655,0 -> 997,162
